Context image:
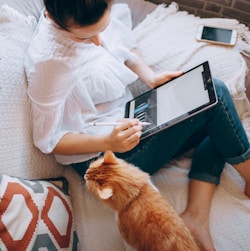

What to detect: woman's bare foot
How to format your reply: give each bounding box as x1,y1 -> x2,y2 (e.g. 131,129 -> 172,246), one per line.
233,160 -> 250,198
180,211 -> 216,251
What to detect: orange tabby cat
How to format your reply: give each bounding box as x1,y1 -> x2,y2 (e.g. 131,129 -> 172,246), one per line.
85,150 -> 200,251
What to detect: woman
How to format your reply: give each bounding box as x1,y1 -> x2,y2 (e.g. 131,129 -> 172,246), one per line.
24,0 -> 250,250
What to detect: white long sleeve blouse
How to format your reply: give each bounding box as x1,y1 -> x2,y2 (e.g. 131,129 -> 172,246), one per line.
24,4 -> 138,165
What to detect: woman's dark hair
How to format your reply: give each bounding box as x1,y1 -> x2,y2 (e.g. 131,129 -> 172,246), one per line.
43,0 -> 113,30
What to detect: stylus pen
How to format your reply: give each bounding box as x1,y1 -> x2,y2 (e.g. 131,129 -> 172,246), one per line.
88,122 -> 151,126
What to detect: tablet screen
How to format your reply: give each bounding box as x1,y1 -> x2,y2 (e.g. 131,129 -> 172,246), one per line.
125,61 -> 217,139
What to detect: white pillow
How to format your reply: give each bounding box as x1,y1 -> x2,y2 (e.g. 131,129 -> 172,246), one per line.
114,0 -> 156,28
0,0 -> 43,20
0,5 -> 64,179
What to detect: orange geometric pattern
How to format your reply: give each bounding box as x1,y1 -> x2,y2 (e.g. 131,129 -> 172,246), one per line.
0,175 -> 78,250
0,182 -> 39,251
41,187 -> 73,248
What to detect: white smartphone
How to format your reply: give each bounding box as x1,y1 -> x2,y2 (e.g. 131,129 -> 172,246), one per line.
196,25 -> 237,46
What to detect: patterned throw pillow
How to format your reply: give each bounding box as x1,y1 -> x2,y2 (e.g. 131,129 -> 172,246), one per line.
0,174 -> 78,250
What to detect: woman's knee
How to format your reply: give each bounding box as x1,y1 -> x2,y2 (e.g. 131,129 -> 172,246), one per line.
213,78 -> 231,98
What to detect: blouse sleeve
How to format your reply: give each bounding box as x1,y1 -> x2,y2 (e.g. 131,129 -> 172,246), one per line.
26,57 -> 75,153
111,3 -> 133,32
102,3 -> 137,62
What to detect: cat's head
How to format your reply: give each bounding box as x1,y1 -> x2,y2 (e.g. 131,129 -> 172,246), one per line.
84,150 -> 149,210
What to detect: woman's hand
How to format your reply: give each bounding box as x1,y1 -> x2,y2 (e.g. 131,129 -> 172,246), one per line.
106,119 -> 142,153
126,48 -> 183,89
149,70 -> 183,89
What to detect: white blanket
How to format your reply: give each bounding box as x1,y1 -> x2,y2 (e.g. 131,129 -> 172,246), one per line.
133,3 -> 250,139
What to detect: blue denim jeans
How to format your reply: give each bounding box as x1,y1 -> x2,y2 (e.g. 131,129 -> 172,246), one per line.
73,79 -> 250,184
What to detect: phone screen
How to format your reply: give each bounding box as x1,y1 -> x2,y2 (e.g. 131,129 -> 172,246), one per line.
201,26 -> 233,43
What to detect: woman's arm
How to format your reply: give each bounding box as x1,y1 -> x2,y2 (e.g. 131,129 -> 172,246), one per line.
125,48 -> 183,88
52,119 -> 142,155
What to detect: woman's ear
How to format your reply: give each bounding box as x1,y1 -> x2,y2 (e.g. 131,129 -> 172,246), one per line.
97,187 -> 113,200
103,150 -> 117,165
44,10 -> 53,21
44,11 -> 50,18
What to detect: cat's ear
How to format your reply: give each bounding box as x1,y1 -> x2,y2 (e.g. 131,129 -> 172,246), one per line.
103,150 -> 118,165
97,187 -> 113,200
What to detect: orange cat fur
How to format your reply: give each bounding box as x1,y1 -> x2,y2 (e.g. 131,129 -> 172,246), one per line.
85,150 -> 200,251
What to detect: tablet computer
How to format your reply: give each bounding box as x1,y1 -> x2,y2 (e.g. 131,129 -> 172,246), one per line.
124,61 -> 218,140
